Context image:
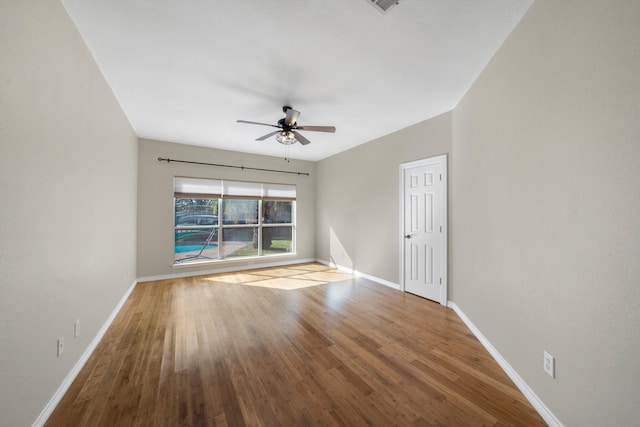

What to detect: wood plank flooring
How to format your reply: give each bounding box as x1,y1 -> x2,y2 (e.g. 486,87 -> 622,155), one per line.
46,263 -> 546,426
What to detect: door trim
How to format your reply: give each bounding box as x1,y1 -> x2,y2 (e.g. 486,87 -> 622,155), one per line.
399,154 -> 448,305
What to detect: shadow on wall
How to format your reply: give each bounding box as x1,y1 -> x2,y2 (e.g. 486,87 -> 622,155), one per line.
329,227 -> 353,270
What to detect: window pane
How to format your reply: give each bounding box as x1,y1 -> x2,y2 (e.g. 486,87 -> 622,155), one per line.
262,200 -> 292,224
175,198 -> 218,225
222,228 -> 258,258
222,199 -> 258,225
174,228 -> 219,262
262,226 -> 293,254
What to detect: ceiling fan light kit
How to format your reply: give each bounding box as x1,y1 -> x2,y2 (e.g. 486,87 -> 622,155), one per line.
237,106 -> 336,147
276,131 -> 297,145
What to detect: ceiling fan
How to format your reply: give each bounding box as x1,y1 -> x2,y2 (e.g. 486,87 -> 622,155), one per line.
237,106 -> 336,145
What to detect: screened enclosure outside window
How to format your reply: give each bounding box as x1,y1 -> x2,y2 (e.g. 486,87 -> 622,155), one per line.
174,178 -> 296,264
222,199 -> 258,225
174,198 -> 219,262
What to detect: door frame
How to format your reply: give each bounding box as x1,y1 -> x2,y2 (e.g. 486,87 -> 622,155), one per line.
399,154 -> 448,305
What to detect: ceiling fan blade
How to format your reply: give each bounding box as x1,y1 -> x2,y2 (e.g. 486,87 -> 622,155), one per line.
285,108 -> 300,126
295,125 -> 336,133
256,130 -> 281,141
237,119 -> 280,128
292,131 -> 311,145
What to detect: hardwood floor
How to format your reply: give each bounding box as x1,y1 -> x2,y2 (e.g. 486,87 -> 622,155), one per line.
46,263 -> 545,426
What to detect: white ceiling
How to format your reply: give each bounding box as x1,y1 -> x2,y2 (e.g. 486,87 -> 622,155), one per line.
61,0 -> 533,161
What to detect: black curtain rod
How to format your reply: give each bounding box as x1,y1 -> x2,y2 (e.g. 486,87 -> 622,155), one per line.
157,157 -> 310,176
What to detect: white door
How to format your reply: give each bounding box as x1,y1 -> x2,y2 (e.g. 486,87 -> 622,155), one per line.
401,155 -> 447,304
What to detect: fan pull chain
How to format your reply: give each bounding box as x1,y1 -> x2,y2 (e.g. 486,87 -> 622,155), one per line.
284,144 -> 290,163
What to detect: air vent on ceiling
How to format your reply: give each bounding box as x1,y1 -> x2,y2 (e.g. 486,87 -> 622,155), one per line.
366,0 -> 401,14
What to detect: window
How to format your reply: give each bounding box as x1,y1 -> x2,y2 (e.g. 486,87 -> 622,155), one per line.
173,177 -> 296,264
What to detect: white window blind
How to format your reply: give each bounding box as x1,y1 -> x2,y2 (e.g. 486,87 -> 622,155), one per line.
174,177 -> 296,200
222,180 -> 262,198
174,178 -> 222,198
262,183 -> 296,199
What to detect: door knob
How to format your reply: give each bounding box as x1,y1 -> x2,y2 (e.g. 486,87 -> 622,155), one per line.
404,234 -> 412,239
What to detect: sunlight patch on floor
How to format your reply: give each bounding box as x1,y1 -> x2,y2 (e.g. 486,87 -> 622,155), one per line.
286,263 -> 334,272
251,267 -> 305,277
202,263 -> 355,290
204,273 -> 266,283
290,271 -> 355,283
242,277 -> 327,290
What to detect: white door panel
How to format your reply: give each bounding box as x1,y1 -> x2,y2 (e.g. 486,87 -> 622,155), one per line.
401,156 -> 447,304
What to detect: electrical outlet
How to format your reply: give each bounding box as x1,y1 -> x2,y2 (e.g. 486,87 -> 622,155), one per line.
74,319 -> 80,338
57,337 -> 64,357
544,351 -> 555,378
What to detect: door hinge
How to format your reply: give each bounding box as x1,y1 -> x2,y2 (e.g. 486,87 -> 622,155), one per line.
440,226 -> 442,232
440,174 -> 442,181
439,277 -> 442,284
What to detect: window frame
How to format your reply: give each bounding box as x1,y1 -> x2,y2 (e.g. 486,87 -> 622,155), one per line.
173,178 -> 296,265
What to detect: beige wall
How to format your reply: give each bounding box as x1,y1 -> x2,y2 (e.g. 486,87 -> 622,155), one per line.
452,0 -> 640,425
316,112 -> 452,285
137,139 -> 316,278
0,1 -> 138,426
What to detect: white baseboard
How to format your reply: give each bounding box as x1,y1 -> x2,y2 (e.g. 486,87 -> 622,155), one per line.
32,279 -> 138,427
315,258 -> 401,290
138,257 -> 317,283
447,301 -> 564,427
